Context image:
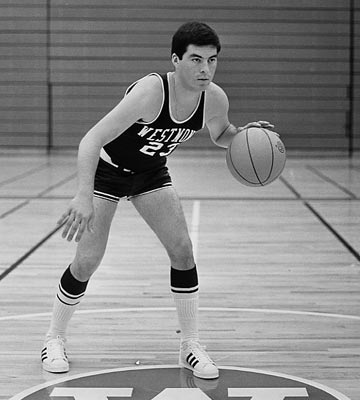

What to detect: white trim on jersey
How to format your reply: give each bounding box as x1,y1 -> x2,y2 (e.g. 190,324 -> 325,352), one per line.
100,148 -> 119,168
127,73 -> 165,126
167,72 -> 204,125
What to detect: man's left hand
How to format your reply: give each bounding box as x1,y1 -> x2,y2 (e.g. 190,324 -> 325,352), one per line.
238,120 -> 275,132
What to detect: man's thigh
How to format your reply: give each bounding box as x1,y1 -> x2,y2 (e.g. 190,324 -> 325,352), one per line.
74,196 -> 118,262
130,187 -> 191,250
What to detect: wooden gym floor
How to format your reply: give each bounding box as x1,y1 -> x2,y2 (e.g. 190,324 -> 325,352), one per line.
0,149 -> 359,399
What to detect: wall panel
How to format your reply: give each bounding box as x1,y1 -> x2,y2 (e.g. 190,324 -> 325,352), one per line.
48,0 -> 356,151
0,0 -> 358,153
353,5 -> 360,151
0,1 -> 48,147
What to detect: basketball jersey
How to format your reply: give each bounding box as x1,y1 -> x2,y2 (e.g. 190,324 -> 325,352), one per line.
102,73 -> 206,172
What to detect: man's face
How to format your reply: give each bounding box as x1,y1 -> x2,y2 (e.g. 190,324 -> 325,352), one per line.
173,44 -> 218,91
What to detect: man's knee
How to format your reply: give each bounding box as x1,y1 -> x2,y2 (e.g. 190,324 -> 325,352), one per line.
71,254 -> 102,281
167,236 -> 194,270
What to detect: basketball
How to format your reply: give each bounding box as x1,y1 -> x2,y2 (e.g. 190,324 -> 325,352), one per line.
226,127 -> 286,186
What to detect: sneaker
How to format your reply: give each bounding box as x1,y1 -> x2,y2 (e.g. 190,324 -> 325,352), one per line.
179,340 -> 219,379
41,336 -> 69,373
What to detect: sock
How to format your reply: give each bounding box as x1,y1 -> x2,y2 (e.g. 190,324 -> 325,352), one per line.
46,265 -> 88,341
171,266 -> 199,343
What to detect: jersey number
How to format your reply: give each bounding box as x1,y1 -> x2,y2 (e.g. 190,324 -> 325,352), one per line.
140,142 -> 178,157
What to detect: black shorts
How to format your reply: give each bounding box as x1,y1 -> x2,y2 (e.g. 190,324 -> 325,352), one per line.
94,158 -> 172,203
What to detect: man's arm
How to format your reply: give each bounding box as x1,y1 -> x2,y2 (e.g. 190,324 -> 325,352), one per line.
205,84 -> 274,148
58,75 -> 162,242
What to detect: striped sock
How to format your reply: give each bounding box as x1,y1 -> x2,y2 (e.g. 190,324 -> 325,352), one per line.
171,266 -> 199,343
46,265 -> 88,341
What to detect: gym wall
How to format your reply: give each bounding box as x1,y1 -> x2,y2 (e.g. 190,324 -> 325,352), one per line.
1,0 -> 359,153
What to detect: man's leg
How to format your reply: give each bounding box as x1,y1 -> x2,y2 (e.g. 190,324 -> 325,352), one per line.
42,197 -> 117,373
131,187 -> 218,379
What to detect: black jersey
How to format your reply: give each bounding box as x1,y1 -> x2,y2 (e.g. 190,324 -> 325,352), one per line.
102,73 -> 206,172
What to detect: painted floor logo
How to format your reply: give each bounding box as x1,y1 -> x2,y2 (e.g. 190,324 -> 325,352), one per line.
10,366 -> 351,400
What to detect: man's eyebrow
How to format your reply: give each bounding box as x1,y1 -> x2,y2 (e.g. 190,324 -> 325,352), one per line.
189,53 -> 218,59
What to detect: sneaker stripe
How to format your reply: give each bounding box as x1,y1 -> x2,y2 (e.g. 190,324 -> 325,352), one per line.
41,337 -> 69,373
189,357 -> 195,366
186,353 -> 194,364
192,359 -> 199,368
41,348 -> 48,360
180,341 -> 219,379
187,353 -> 200,368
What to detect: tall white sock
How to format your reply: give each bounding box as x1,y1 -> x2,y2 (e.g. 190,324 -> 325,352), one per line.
171,266 -> 199,343
173,291 -> 199,343
46,265 -> 88,341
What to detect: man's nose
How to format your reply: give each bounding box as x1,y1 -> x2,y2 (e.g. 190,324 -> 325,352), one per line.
200,61 -> 210,73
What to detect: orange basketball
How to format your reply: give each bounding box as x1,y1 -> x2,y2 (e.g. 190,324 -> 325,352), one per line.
226,127 -> 286,186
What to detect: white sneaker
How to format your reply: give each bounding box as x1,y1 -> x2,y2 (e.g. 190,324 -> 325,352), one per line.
179,340 -> 219,379
41,336 -> 69,373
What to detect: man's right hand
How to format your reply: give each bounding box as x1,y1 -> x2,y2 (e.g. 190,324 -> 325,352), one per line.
57,194 -> 95,242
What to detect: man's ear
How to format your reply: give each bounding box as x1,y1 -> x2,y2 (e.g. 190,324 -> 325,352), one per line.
171,53 -> 179,67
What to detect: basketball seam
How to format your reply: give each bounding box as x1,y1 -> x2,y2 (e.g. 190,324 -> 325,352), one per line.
261,128 -> 274,184
229,133 -> 259,185
246,128 -> 263,186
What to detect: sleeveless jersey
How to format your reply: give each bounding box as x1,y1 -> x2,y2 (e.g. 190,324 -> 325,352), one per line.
102,72 -> 206,172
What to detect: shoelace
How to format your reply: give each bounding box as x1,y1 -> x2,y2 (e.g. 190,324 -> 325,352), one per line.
47,337 -> 66,360
186,341 -> 214,364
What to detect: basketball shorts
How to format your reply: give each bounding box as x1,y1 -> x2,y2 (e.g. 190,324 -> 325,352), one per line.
94,158 -> 173,203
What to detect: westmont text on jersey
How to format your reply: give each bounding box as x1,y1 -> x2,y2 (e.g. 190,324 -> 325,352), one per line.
138,125 -> 197,144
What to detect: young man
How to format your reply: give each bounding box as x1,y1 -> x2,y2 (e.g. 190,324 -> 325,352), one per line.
41,21 -> 273,379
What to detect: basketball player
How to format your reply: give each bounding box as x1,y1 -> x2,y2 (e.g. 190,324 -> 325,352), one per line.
41,21 -> 273,379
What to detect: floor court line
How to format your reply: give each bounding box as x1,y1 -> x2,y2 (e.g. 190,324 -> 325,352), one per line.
1,306 -> 359,322
279,176 -> 360,261
0,199 -> 30,219
278,176 -> 302,198
37,172 -> 76,197
0,163 -> 49,187
304,201 -> 360,262
306,165 -> 358,199
0,172 -> 76,220
8,365 -> 352,400
0,173 -> 77,277
0,222 -> 64,281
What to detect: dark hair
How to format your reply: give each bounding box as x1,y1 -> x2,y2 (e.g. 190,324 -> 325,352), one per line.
171,21 -> 221,59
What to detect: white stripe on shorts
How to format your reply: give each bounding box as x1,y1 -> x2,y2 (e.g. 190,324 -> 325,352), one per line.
94,190 -> 120,203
